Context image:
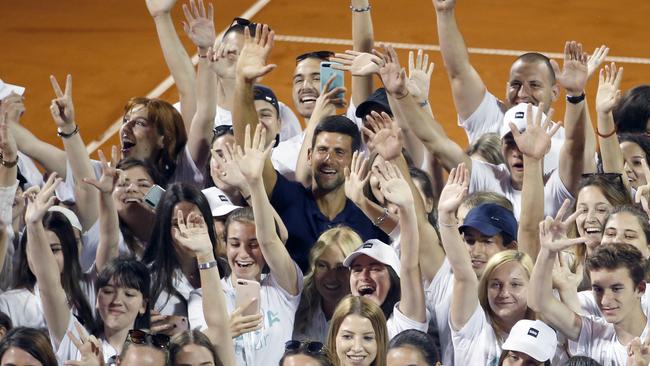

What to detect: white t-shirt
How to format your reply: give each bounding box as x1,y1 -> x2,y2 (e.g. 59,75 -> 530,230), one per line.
569,314 -> 650,365
291,305 -> 329,343
425,258 -> 455,366
0,181 -> 17,291
0,287 -> 45,329
271,133 -> 304,181
386,302 -> 429,340
451,305 -> 501,366
189,264 -> 304,366
56,314 -> 118,365
459,91 -> 564,175
214,103 -> 302,143
153,269 -> 195,318
469,158 -> 572,220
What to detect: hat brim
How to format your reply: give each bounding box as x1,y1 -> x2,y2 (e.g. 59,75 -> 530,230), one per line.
459,220 -> 501,237
0,83 -> 25,100
355,101 -> 391,118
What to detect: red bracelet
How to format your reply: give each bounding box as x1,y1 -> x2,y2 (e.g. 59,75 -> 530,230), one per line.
596,127 -> 617,138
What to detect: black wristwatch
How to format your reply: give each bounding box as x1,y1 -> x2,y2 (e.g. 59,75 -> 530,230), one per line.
566,93 -> 585,104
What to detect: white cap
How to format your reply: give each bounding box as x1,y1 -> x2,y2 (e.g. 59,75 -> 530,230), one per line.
502,319 -> 557,362
0,79 -> 25,100
500,103 -> 565,175
343,239 -> 400,276
48,206 -> 83,232
202,187 -> 241,217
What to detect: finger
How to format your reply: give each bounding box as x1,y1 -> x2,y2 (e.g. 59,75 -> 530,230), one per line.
67,330 -> 83,351
416,49 -> 423,70
198,0 -> 206,18
322,74 -> 336,94
252,123 -> 262,151
361,126 -> 375,141
182,4 -> 193,22
244,124 -> 251,150
73,322 -> 88,342
426,61 -> 435,78
641,160 -> 650,184
555,198 -> 572,222
207,2 -> 213,20
509,122 -> 522,140
613,66 -> 624,90
49,75 -> 64,98
548,120 -> 562,138
64,74 -> 72,97
97,149 -> 108,166
111,145 -> 119,167
408,50 -> 414,75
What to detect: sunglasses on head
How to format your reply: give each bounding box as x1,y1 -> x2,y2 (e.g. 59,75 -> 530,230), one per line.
580,172 -> 624,186
285,340 -> 326,354
295,50 -> 334,63
127,329 -> 170,349
213,125 -> 234,138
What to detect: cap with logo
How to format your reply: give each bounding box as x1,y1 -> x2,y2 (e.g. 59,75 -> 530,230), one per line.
202,187 -> 241,218
459,203 -> 518,243
501,319 -> 557,362
343,239 -> 400,276
254,84 -> 280,114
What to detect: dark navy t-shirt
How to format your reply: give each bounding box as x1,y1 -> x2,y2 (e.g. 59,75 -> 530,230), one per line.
270,171 -> 390,271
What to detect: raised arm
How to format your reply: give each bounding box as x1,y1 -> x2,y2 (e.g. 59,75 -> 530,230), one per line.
82,148 -> 121,274
376,160 -> 426,322
436,163 -> 478,330
234,124 -> 298,295
231,24 -> 278,196
511,103 -> 561,261
0,96 -> 20,274
376,45 -> 471,172
172,210 -> 236,366
556,41 -> 591,194
350,0 -> 374,106
432,0 -> 487,120
146,0 -> 198,128
49,75 -> 99,231
528,202 -> 587,341
24,174 -> 71,347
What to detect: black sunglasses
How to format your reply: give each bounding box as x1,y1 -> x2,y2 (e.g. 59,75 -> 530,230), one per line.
213,125 -> 234,138
127,329 -> 170,349
296,50 -> 334,63
285,340 -> 325,354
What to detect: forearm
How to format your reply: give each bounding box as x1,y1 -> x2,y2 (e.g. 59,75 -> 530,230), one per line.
597,111 -> 626,176
295,113 -> 325,187
396,206 -> 426,322
11,124 -> 67,176
187,59 -> 217,167
559,100 -> 587,194
197,250 -> 237,366
351,0 -> 374,106
95,192 -> 120,274
232,79 -> 258,147
61,127 -> 99,230
0,152 -> 17,188
152,13 -> 197,129
581,102 -> 597,174
518,156 -> 543,261
437,212 -> 475,282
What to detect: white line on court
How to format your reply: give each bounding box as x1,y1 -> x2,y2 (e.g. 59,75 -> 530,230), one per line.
86,0 -> 271,153
274,34 -> 650,65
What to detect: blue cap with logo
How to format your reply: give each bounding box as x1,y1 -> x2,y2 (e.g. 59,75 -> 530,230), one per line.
459,203 -> 518,242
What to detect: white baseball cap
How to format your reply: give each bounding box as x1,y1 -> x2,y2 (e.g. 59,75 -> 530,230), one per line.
501,319 -> 557,362
48,206 -> 83,232
202,187 -> 241,218
343,239 -> 400,276
500,103 -> 565,175
0,79 -> 25,100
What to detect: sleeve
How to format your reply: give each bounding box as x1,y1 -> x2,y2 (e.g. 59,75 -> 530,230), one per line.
457,91 -> 505,144
469,159 -> 506,194
386,302 -> 430,339
54,313 -> 83,365
543,169 -> 574,218
278,102 -> 302,142
450,304 -> 487,351
270,170 -> 305,213
171,145 -> 205,187
268,262 -> 304,306
187,288 -> 208,331
425,259 -> 453,304
346,103 -> 364,130
56,159 -> 102,203
577,291 -> 601,316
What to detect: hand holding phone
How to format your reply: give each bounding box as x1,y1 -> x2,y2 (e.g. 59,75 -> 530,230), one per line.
144,184 -> 165,209
235,279 -> 261,316
320,62 -> 345,100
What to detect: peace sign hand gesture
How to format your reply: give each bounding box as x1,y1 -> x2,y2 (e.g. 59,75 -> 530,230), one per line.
49,74 -> 76,128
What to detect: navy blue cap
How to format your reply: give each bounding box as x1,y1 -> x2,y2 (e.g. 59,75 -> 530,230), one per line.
254,84 -> 280,114
355,88 -> 393,118
459,203 -> 518,242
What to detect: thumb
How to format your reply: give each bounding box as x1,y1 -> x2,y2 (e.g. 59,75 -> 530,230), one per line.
509,122 -> 521,139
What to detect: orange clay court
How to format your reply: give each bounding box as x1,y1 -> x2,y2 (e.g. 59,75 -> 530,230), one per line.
1,0 -> 649,159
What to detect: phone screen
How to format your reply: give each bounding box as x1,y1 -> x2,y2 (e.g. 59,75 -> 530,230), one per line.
320,62 -> 345,99
144,185 -> 165,209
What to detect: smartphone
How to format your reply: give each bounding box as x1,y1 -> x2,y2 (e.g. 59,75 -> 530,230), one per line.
320,61 -> 345,99
144,184 -> 165,209
235,279 -> 261,316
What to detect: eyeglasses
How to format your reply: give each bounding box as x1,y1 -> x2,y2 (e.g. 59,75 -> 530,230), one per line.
227,17 -> 258,31
580,172 -> 624,183
213,125 -> 234,138
285,340 -> 326,355
295,50 -> 334,63
127,329 -> 170,349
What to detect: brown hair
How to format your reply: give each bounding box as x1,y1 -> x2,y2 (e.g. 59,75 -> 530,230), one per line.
587,243 -> 647,286
170,330 -> 221,366
327,296 -> 387,366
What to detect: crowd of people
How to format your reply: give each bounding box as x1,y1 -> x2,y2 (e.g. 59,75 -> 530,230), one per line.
0,0 -> 649,365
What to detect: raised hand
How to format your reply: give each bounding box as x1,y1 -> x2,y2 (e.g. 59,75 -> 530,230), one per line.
634,159 -> 650,217
0,92 -> 25,125
172,210 -> 213,256
309,75 -> 347,122
557,41 -> 589,95
145,0 -> 178,17
627,337 -> 650,366
587,45 -> 609,80
509,103 -> 561,160
374,45 -> 408,98
362,111 -> 403,161
432,0 -> 456,12
539,199 -> 587,253
344,151 -> 370,205
211,144 -> 247,190
0,98 -> 18,159
595,62 -> 624,115
330,50 -> 382,76
83,147 -> 120,195
375,160 -> 413,208
552,252 -> 584,292
407,49 -> 435,103
182,0 -> 216,49
233,124 -> 272,183
49,74 -> 76,128
229,299 -> 263,338
437,163 -> 469,215
207,41 -> 227,75
23,173 -> 61,224
64,322 -> 105,366
236,24 -> 276,82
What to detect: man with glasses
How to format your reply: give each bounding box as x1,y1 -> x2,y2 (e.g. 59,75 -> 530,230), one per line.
113,330 -> 170,366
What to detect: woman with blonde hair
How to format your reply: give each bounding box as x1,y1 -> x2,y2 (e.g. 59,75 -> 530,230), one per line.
293,226 -> 362,342
327,295 -> 388,366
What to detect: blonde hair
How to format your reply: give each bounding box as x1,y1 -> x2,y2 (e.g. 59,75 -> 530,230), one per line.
327,296 -> 388,366
478,250 -> 535,338
294,227 -> 362,335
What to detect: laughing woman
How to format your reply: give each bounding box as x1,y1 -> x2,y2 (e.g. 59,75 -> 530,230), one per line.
189,124 -> 302,365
